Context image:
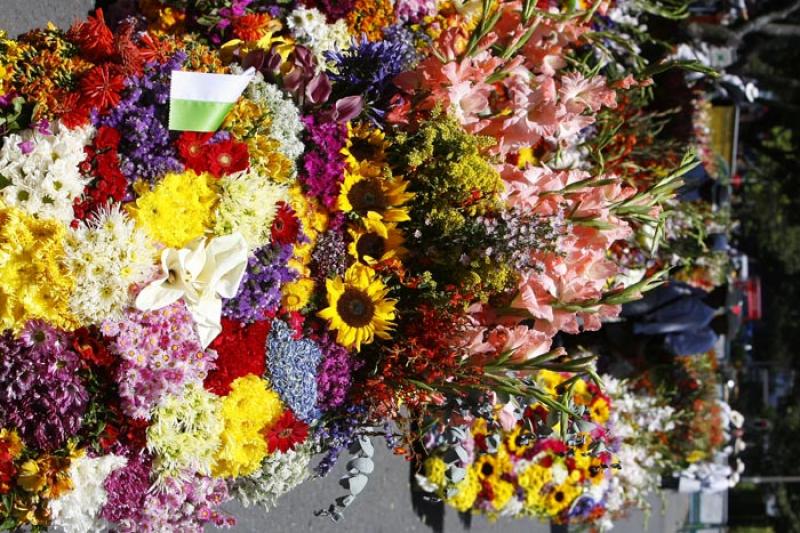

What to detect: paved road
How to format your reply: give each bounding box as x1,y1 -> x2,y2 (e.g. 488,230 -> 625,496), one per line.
3,4 -> 691,532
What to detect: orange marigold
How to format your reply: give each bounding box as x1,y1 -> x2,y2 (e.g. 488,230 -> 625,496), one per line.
346,0 -> 394,41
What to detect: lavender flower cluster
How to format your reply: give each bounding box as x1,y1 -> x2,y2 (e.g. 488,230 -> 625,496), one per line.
98,54 -> 185,182
223,242 -> 297,323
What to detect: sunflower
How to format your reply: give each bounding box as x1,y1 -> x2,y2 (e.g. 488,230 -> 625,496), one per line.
543,482 -> 580,516
318,263 -> 397,351
347,221 -> 406,265
589,397 -> 610,424
341,123 -> 389,168
337,169 -> 413,234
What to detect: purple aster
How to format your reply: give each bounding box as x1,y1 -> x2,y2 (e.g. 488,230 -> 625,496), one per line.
97,54 -> 185,184
0,322 -> 88,451
223,242 -> 297,323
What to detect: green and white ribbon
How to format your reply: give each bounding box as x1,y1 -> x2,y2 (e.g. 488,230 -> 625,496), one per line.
169,68 -> 255,132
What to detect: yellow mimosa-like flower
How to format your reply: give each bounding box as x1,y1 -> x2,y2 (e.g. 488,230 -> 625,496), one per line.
318,263 -> 396,351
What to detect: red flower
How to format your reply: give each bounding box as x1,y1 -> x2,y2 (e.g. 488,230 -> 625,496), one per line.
263,410 -> 309,453
80,64 -> 125,112
72,327 -> 115,368
204,319 -> 270,395
55,91 -> 90,129
67,9 -> 115,62
271,202 -> 300,245
0,450 -> 16,495
177,132 -> 214,173
206,139 -> 250,177
94,125 -> 121,150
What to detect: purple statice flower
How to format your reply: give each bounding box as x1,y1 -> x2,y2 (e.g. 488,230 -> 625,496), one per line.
0,322 -> 88,451
299,114 -> 347,209
97,54 -> 185,183
223,242 -> 297,323
311,228 -> 350,280
102,301 -> 217,420
326,35 -> 417,119
267,320 -> 322,422
315,333 -> 360,411
111,470 -> 234,532
101,453 -> 152,524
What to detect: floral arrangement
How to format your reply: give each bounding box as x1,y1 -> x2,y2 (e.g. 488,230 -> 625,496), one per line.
414,370 -> 681,530
0,0 -> 698,530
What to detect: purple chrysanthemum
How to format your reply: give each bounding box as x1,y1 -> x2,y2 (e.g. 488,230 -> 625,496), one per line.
223,242 -> 297,323
0,321 -> 88,451
101,453 -> 152,524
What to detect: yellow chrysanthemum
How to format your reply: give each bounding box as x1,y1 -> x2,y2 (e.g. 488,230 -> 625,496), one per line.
212,374 -> 283,478
488,478 -> 515,510
446,467 -> 481,513
0,202 -> 77,332
281,278 -> 315,312
288,185 -> 328,272
423,456 -> 447,487
318,263 -> 396,351
338,169 -> 413,236
128,170 -> 218,249
347,222 -> 406,265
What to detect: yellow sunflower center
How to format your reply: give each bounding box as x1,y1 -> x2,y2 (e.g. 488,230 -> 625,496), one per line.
348,179 -> 387,214
336,288 -> 376,327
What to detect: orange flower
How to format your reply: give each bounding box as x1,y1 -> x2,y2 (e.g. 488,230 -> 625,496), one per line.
232,13 -> 272,42
347,0 -> 394,41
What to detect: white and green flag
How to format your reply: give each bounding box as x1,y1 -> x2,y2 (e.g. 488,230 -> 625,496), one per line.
169,68 -> 255,132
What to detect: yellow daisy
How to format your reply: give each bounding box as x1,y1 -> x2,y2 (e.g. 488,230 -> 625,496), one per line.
318,263 -> 397,351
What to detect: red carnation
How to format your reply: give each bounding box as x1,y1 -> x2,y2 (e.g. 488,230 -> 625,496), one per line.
94,125 -> 121,150
263,410 -> 309,453
80,64 -> 125,112
271,202 -> 300,245
176,132 -> 214,173
206,139 -> 250,177
68,9 -> 115,62
204,319 -> 270,395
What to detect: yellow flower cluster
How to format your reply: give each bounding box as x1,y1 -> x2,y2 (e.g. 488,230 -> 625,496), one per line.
128,170 -> 218,249
212,374 -> 283,478
0,202 -> 77,332
281,185 -> 327,311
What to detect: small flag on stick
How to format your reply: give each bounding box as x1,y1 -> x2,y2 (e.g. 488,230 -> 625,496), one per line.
169,68 -> 255,132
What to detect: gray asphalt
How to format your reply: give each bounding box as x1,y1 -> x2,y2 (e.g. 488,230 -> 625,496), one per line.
2,3 -> 690,532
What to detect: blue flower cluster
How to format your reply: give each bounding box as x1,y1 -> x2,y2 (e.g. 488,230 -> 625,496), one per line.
267,319 -> 322,422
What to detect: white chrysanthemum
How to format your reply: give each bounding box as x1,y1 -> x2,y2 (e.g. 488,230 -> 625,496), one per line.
232,444 -> 312,510
147,382 -> 224,482
286,7 -> 352,71
0,121 -> 93,223
214,169 -> 288,251
234,69 -> 305,164
64,204 -> 155,324
49,453 -> 127,533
